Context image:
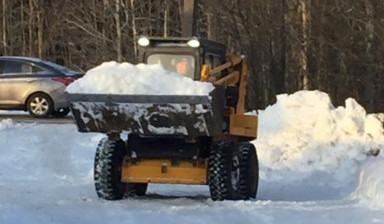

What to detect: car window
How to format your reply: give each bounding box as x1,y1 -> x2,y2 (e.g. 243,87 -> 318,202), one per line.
1,61 -> 44,75
3,61 -> 24,74
0,61 -> 4,74
31,64 -> 44,73
21,63 -> 32,73
5,61 -> 22,73
43,60 -> 78,75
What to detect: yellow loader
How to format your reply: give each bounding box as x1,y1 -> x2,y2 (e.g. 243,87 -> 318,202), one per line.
67,37 -> 259,201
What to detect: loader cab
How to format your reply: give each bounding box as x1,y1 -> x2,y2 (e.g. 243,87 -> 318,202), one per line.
137,37 -> 226,80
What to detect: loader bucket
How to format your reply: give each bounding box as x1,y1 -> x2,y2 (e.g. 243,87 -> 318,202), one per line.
66,87 -> 225,137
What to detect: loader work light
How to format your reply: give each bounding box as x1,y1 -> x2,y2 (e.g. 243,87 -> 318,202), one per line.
187,39 -> 200,48
138,37 -> 150,47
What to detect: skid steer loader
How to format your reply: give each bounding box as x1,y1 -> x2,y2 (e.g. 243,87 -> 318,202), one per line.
66,37 -> 259,201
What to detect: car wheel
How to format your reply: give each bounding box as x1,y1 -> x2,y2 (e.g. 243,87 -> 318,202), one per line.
52,108 -> 70,118
27,93 -> 53,118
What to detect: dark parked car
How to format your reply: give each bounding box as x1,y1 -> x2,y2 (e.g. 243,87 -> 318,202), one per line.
0,56 -> 82,118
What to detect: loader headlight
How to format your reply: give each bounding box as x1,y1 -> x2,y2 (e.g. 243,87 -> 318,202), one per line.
187,39 -> 200,48
138,37 -> 150,47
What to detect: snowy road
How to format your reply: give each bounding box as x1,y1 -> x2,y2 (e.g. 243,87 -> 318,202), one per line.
2,181 -> 384,224
0,114 -> 73,124
1,91 -> 384,224
0,123 -> 383,224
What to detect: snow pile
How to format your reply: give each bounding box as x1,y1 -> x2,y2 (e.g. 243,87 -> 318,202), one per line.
66,61 -> 214,95
353,159 -> 384,209
255,90 -> 384,201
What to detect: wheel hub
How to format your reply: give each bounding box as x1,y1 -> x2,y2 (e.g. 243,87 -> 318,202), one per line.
30,97 -> 49,115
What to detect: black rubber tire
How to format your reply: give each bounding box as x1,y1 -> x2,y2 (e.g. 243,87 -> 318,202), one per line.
51,107 -> 70,118
208,141 -> 231,201
227,142 -> 245,200
208,141 -> 259,201
238,142 -> 259,199
26,93 -> 53,118
94,138 -> 127,200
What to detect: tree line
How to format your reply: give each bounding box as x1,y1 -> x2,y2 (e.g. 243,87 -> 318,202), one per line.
1,0 -> 384,112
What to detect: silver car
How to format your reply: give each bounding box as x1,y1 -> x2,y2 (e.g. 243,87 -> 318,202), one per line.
0,56 -> 81,118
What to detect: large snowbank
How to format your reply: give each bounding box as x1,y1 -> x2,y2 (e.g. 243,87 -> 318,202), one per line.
353,158 -> 384,209
255,90 -> 384,201
66,61 -> 214,95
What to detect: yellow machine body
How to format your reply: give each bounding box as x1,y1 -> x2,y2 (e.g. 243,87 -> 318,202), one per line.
121,158 -> 208,185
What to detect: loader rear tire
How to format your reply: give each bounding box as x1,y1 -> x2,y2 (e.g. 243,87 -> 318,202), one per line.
209,141 -> 252,200
208,141 -> 259,201
94,138 -> 127,200
238,142 -> 259,199
208,141 -> 231,201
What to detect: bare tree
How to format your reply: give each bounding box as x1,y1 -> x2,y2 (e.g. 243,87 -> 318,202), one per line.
129,0 -> 138,58
114,0 -> 122,62
36,0 -> 43,58
2,0 -> 7,55
363,0 -> 376,112
1,0 -> 384,111
28,0 -> 34,56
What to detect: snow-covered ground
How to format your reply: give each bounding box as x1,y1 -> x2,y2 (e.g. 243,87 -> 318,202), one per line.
0,110 -> 28,115
1,90 -> 384,224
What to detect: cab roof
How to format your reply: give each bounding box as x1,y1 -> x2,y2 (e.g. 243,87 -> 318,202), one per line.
139,37 -> 226,56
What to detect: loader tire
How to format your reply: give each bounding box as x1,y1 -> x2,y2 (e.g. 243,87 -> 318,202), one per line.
94,138 -> 127,200
208,141 -> 232,201
208,141 -> 259,201
238,142 -> 259,199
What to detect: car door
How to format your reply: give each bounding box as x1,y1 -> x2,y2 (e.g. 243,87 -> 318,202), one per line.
0,60 -> 45,108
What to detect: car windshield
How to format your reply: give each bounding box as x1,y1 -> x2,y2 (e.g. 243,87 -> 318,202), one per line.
43,61 -> 79,76
147,54 -> 195,79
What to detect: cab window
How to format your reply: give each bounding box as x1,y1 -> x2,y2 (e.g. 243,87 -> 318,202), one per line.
204,53 -> 223,69
147,54 -> 195,79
